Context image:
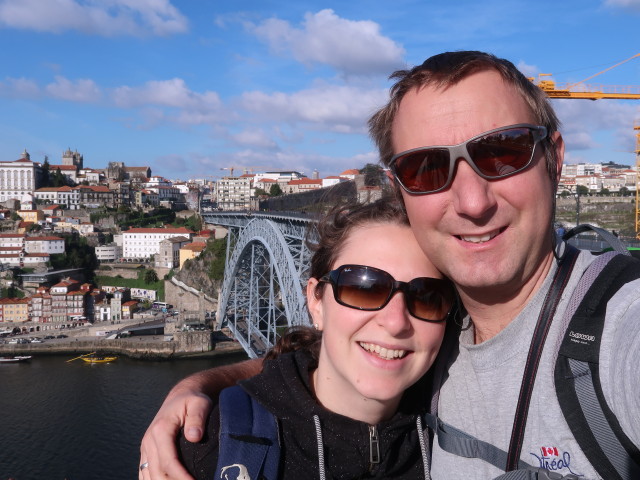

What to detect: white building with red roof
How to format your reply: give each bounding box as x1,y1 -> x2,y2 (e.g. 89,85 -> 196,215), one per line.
122,227 -> 194,260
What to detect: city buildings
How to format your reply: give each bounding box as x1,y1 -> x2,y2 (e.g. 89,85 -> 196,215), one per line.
122,227 -> 194,261
0,150 -> 45,204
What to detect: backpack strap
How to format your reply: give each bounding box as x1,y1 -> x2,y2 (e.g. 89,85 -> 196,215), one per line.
554,253 -> 640,480
216,385 -> 281,480
424,414 -> 579,479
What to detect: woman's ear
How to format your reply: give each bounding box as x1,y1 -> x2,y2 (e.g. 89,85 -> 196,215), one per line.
306,278 -> 324,331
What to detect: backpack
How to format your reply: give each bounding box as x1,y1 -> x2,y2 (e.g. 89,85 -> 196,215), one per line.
426,225 -> 640,479
215,385 -> 281,480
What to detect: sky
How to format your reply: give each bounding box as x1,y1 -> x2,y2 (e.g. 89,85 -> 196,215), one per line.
1,0 -> 640,181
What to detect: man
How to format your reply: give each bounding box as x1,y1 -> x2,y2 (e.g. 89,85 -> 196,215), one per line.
139,51 -> 640,479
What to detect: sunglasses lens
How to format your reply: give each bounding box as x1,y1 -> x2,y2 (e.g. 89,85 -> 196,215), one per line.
393,148 -> 450,193
406,278 -> 455,321
335,266 -> 392,310
467,127 -> 535,177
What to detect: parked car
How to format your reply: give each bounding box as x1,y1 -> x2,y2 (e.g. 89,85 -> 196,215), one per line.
31,338 -> 43,343
56,334 -> 68,339
44,335 -> 55,340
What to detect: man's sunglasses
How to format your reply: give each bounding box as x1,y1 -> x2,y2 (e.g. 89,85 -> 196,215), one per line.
389,123 -> 548,195
318,264 -> 455,323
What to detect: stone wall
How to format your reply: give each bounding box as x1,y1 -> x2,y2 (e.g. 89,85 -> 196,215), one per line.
164,277 -> 217,315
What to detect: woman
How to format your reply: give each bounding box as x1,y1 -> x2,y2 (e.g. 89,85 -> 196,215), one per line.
178,199 -> 456,479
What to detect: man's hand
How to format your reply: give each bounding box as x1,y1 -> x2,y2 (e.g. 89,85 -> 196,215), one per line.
139,383 -> 212,480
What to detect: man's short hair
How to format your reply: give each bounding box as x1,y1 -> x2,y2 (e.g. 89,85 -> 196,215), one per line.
368,50 -> 561,184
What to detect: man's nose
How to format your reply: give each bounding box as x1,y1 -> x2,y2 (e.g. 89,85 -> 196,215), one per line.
449,158 -> 497,218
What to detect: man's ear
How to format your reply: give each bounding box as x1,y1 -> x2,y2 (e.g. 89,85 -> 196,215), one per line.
385,169 -> 395,183
551,131 -> 565,186
306,278 -> 324,330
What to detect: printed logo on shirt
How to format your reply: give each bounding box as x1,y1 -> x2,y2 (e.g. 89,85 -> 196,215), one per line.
568,330 -> 596,345
529,446 -> 583,477
220,463 -> 251,480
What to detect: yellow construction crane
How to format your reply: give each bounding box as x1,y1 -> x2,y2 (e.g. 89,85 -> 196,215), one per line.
530,53 -> 640,238
532,53 -> 640,99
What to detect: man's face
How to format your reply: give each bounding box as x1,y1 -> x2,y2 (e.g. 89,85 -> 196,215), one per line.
391,70 -> 562,298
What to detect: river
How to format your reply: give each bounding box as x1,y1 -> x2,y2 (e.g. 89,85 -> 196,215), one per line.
0,353 -> 248,480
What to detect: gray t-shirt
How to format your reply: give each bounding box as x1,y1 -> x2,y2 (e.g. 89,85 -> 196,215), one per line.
431,251 -> 640,480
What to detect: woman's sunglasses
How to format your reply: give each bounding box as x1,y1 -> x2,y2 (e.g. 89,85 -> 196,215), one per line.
389,123 -> 548,195
318,264 -> 455,323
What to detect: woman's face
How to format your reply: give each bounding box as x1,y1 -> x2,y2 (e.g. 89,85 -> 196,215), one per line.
307,222 -> 448,422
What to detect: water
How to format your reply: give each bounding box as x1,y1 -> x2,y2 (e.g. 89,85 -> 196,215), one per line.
0,353 -> 247,480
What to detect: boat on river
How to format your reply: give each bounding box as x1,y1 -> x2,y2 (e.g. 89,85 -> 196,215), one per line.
67,352 -> 117,364
80,355 -> 117,364
0,355 -> 32,363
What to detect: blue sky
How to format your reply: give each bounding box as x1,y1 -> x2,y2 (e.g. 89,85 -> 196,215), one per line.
1,0 -> 639,181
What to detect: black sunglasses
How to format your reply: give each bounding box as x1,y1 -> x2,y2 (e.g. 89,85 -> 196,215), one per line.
389,123 -> 548,195
318,264 -> 455,323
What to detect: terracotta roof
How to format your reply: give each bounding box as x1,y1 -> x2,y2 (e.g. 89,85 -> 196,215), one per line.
182,242 -> 207,252
78,185 -> 111,193
0,234 -> 25,238
0,297 -> 29,305
289,179 -> 322,186
340,169 -> 359,175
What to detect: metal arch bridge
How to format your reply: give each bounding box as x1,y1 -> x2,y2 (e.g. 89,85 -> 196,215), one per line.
202,211 -> 315,358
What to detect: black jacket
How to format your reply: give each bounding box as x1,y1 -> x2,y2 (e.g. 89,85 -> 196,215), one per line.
179,349 -> 429,479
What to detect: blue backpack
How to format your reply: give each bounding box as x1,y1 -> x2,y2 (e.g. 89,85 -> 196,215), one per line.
215,385 -> 281,480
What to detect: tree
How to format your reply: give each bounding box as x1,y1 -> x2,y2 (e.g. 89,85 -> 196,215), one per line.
576,185 -> 589,196
144,268 -> 159,284
207,237 -> 227,280
269,184 -> 283,197
619,186 -> 630,197
599,187 -> 610,196
254,188 -> 269,197
359,163 -> 386,186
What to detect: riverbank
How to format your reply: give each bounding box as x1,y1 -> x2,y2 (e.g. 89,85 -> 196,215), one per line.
0,335 -> 247,361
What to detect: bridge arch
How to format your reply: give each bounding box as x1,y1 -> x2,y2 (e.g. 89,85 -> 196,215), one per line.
217,216 -> 312,358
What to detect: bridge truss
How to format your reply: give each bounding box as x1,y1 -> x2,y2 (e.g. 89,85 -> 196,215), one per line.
202,212 -> 314,358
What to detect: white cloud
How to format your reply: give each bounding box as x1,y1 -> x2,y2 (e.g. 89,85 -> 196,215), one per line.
45,76 -> 101,102
231,128 -> 278,149
248,9 -> 405,75
0,77 -> 40,98
240,84 -> 388,133
604,0 -> 640,11
517,60 -> 539,79
0,0 -> 188,36
554,99 -> 639,153
113,78 -> 218,109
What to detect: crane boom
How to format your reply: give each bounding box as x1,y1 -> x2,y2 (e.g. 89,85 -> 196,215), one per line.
532,55 -> 640,239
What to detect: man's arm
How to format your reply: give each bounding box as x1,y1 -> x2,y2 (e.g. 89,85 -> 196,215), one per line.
139,359 -> 262,480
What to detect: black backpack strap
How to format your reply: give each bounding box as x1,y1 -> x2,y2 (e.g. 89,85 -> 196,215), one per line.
555,253 -> 640,480
216,385 -> 281,480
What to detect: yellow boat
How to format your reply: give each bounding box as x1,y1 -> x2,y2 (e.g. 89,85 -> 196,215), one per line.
81,355 -> 117,364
